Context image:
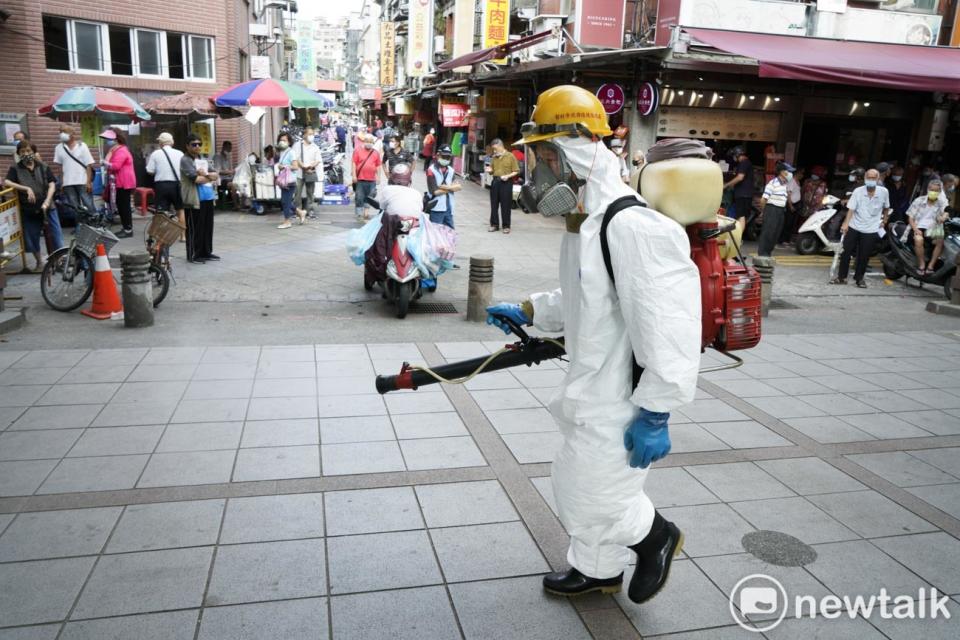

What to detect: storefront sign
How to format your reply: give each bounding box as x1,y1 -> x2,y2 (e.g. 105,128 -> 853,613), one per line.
359,87 -> 383,101
452,0 -> 477,72
482,88 -> 519,110
572,0 -> 627,49
483,0 -> 511,64
833,8 -> 941,46
440,103 -> 470,127
80,114 -> 102,150
679,0 -> 807,37
596,84 -> 625,115
655,0 -> 682,47
394,98 -> 414,115
250,56 -> 271,79
637,82 -> 659,116
817,0 -> 846,13
293,20 -> 316,88
190,121 -> 214,156
657,106 -> 781,142
408,0 -> 434,78
380,22 -> 396,87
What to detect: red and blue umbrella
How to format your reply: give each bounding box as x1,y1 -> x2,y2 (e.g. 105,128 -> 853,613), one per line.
37,86 -> 151,122
212,79 -> 332,109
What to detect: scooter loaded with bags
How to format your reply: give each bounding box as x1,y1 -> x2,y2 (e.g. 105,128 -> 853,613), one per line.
880,217 -> 960,300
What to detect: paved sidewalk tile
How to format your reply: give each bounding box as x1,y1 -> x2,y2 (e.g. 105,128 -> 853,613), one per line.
321,441 -> 405,476
660,503 -> 756,557
319,415 -> 395,444
762,616 -> 886,640
892,410 -> 960,436
330,586 -> 459,640
719,379 -> 785,398
155,422 -> 243,453
729,496 -> 859,544
127,363 -> 197,382
112,380 -> 188,404
240,419 -> 319,448
686,462 -> 795,502
0,507 -> 121,562
483,408 -> 557,435
198,598 -> 327,640
470,389 -> 542,412
899,388 -> 960,410
327,530 -> 441,594
906,483 -> 960,520
233,446 -> 320,481
220,493 -> 324,544
450,576 -> 590,640
260,345 -> 316,362
10,405 -> 103,430
806,490 -> 937,537
680,399 -> 750,423
253,377 -> 318,398
367,343 -> 422,360
910,447 -> 960,476
845,451 -> 958,487
391,412 -> 469,439
869,598 -> 960,640
416,480 -> 518,528
315,344 -> 370,361
872,532 -> 960,595
316,360 -> 374,378
743,396 -> 826,419
0,366 -> 68,386
699,421 -> 793,449
400,436 -> 486,470
615,560 -> 731,637
430,521 -> 548,582
247,397 -> 318,421
669,423 -> 730,453
34,383 -> 119,406
511,368 -> 566,388
325,487 -> 424,536
256,360 -> 317,379
645,467 -> 721,508
0,460 -> 59,496
60,610 -> 197,640
201,346 -> 261,365
205,539 -> 326,605
315,375 -> 376,397
846,390 -> 932,413
13,350 -> 87,369
171,398 -> 248,424
0,557 -> 95,626
0,430 -> 82,461
317,394 -> 386,418
66,425 -> 164,457
138,347 -> 203,366
93,401 -> 179,427
463,371 -> 518,391
385,392 -> 454,415
183,379 -> 253,400
756,457 -> 867,495
805,539 -> 930,599
783,416 -> 876,443
806,374 -> 882,393
39,455 -> 148,494
138,450 -> 235,488
192,364 -> 258,381
72,547 -> 213,619
107,500 -> 224,553
500,432 -> 562,464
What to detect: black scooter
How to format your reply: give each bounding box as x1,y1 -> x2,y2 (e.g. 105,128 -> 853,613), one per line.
880,219 -> 960,300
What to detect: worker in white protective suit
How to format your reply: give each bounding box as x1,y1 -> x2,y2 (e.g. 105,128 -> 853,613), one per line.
486,85 -> 702,602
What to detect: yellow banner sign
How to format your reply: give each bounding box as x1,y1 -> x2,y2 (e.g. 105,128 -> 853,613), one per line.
483,0 -> 511,64
190,122 -> 213,157
380,22 -> 396,87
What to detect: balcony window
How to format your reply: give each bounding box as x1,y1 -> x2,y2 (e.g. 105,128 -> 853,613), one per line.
72,21 -> 108,73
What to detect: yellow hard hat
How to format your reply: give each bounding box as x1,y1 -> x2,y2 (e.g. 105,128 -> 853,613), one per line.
514,85 -> 614,146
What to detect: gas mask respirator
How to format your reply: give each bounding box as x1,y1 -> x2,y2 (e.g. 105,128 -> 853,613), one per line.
518,143 -> 582,217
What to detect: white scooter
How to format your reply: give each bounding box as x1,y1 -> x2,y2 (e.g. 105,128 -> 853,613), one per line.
796,194 -> 845,278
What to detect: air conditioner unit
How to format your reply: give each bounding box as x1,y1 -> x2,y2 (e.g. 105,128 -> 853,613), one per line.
249,23 -> 270,37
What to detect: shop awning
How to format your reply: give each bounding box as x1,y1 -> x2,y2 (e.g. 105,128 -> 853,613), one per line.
437,29 -> 557,71
684,28 -> 960,93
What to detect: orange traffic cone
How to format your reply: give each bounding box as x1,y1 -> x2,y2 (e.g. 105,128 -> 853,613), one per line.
81,243 -> 123,320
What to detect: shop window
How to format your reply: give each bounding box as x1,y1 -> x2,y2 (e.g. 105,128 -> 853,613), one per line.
134,29 -> 164,76
71,20 -> 108,72
43,16 -> 70,71
186,35 -> 214,80
167,33 -> 185,79
109,26 -> 133,76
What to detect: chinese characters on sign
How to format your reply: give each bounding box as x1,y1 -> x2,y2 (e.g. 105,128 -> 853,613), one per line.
596,83 -> 625,115
380,22 -> 396,87
484,0 -> 512,64
294,20 -> 316,88
407,0 -> 434,78
636,82 -> 659,116
440,103 -> 470,127
572,0 -> 626,49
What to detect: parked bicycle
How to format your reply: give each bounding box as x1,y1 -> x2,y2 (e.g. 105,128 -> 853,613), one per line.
40,208 -> 118,312
143,213 -> 183,307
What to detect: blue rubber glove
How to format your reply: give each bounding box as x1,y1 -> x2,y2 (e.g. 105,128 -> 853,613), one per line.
624,408 -> 671,469
485,303 -> 530,335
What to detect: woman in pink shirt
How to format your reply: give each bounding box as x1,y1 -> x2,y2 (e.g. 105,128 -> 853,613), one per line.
101,128 -> 136,237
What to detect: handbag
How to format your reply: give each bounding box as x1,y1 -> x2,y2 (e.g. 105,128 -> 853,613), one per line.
929,222 -> 945,239
276,151 -> 296,187
301,143 -> 318,183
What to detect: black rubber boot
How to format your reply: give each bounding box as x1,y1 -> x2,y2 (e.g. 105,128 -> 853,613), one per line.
542,567 -> 623,597
627,512 -> 684,603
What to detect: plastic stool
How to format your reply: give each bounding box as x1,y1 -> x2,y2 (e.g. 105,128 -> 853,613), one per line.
134,187 -> 154,216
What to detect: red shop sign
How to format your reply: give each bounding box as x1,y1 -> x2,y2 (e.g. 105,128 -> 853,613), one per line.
637,82 -> 659,116
596,83 -> 625,115
440,103 -> 470,127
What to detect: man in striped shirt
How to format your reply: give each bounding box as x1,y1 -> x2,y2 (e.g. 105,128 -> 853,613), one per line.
757,161 -> 795,256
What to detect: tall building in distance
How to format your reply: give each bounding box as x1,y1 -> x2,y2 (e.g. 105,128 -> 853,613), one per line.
314,16 -> 350,80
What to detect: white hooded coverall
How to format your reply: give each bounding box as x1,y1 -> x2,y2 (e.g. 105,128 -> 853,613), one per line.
529,137 -> 702,579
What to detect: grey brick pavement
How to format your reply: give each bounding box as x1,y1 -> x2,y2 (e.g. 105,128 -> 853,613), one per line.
1,333 -> 960,637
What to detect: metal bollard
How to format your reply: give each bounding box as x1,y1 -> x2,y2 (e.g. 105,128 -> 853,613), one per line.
751,256 -> 776,318
120,251 -> 154,328
467,255 -> 494,322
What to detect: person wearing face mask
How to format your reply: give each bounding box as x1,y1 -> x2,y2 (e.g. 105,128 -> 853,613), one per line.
940,173 -> 957,211
486,86 -> 700,602
421,127 -> 436,172
609,139 -> 630,183
352,133 -> 382,220
275,133 -> 299,229
100,128 -> 136,238
487,138 -> 520,233
756,161 -> 795,256
832,168 -> 890,287
906,178 -> 949,274
52,124 -> 95,219
146,132 -> 186,237
628,150 -> 646,192
426,145 -> 462,230
382,135 -> 413,179
887,167 -> 910,224
4,141 -> 59,271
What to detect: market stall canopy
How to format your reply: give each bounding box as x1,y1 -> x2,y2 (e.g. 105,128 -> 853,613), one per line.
142,92 -> 242,122
38,86 -> 151,122
437,29 -> 557,72
684,28 -> 960,93
212,79 -> 330,109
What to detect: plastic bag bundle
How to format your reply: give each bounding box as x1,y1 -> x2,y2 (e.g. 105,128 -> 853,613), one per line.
346,213 -> 383,266
407,215 -> 458,277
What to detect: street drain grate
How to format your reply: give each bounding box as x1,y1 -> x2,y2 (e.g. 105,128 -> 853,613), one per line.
769,299 -> 800,310
409,302 -> 458,314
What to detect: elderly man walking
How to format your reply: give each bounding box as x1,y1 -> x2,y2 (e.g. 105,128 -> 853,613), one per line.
52,124 -> 95,217
832,168 -> 890,288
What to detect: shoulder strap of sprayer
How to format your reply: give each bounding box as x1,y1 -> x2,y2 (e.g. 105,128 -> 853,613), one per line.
600,195 -> 646,389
